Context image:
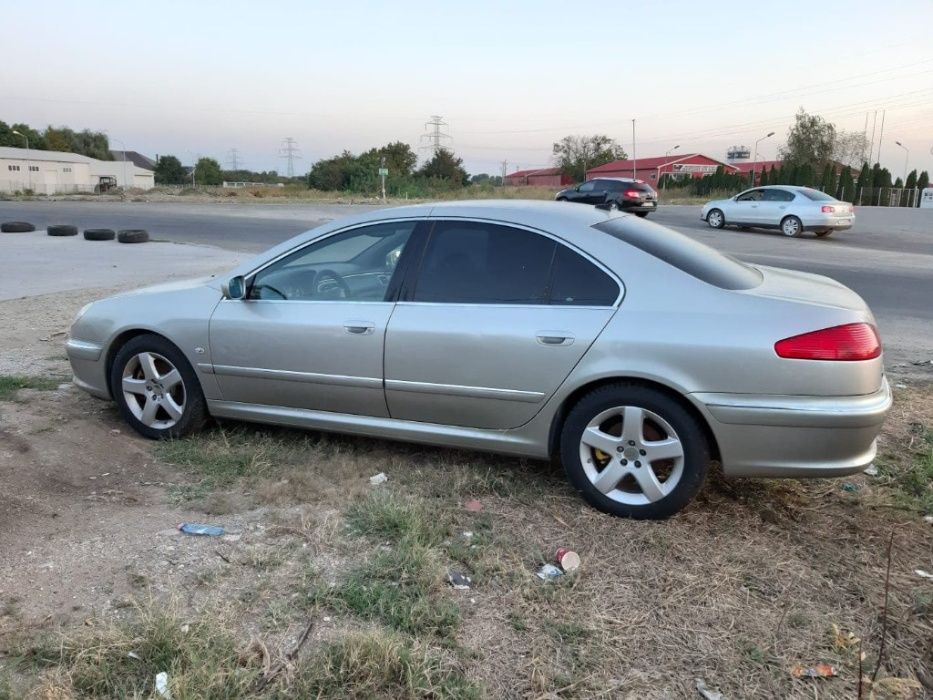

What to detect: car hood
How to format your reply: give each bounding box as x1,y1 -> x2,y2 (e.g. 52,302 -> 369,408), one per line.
112,275 -> 221,298
744,265 -> 869,312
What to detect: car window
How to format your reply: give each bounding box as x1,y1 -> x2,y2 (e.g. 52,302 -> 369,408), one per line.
763,188 -> 795,202
736,189 -> 764,202
602,180 -> 624,191
798,187 -> 835,201
593,217 -> 763,291
549,245 -> 619,306
248,221 -> 416,301
413,221 -> 555,304
578,181 -> 596,192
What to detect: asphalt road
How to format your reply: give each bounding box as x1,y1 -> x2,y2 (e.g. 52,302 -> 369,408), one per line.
3,199 -> 932,372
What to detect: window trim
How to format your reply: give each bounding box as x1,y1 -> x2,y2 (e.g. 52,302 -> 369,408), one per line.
399,216 -> 624,309
235,218 -> 429,304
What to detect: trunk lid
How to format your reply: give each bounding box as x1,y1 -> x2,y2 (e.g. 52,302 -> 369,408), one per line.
743,265 -> 869,312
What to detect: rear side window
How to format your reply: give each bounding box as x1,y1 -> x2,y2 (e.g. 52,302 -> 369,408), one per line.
763,188 -> 795,202
414,221 -> 555,304
593,217 -> 763,290
549,245 -> 619,305
798,187 -> 835,201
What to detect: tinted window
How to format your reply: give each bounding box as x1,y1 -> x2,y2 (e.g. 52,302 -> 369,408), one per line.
249,221 -> 415,301
593,217 -> 763,290
798,187 -> 836,201
762,188 -> 795,202
736,189 -> 764,202
549,245 -> 618,306
602,180 -> 625,191
578,181 -> 596,192
414,222 -> 555,304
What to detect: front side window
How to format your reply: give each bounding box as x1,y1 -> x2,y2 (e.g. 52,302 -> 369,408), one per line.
578,181 -> 596,193
736,189 -> 763,202
248,221 -> 416,301
413,221 -> 555,304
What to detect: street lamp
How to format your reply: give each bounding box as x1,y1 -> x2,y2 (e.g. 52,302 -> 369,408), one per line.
753,131 -> 775,184
110,136 -> 129,191
894,140 -> 909,183
11,129 -> 32,191
665,145 -> 680,157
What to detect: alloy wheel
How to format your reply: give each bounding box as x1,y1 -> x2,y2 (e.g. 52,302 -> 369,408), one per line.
707,210 -> 723,228
781,217 -> 801,237
578,405 -> 685,506
121,351 -> 186,429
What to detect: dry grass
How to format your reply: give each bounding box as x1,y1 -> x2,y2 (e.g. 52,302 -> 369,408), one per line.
8,385 -> 933,698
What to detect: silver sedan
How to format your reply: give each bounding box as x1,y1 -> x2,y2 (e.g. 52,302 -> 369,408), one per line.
66,201 -> 890,519
701,185 -> 855,237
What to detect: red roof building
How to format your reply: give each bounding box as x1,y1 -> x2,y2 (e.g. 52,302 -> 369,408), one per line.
586,153 -> 738,185
504,167 -> 572,187
730,160 -> 782,184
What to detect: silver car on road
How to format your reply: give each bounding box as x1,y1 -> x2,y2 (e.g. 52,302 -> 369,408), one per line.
701,185 -> 855,237
66,201 -> 890,518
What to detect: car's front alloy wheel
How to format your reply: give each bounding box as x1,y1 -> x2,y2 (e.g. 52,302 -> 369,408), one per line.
706,209 -> 725,229
110,334 -> 207,439
560,384 -> 710,519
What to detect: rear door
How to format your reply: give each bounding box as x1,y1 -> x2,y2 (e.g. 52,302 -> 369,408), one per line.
758,188 -> 795,225
383,219 -> 620,430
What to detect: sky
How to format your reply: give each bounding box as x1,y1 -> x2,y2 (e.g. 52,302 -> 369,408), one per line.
3,0 -> 932,179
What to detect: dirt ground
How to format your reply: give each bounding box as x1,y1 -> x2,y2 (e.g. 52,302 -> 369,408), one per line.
1,268 -> 931,698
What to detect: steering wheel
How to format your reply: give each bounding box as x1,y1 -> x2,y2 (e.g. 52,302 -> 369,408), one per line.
315,269 -> 352,299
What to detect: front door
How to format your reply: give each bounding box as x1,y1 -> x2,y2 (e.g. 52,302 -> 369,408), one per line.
731,188 -> 765,224
209,220 -> 420,416
384,220 -> 620,430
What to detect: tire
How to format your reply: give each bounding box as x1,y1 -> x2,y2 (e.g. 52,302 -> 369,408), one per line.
1,221 -> 36,233
559,383 -> 710,519
634,211 -> 649,218
780,215 -> 803,238
556,197 -> 568,202
815,229 -> 833,238
117,229 -> 149,244
706,209 -> 725,229
109,333 -> 207,439
47,224 -> 78,237
83,228 -> 116,241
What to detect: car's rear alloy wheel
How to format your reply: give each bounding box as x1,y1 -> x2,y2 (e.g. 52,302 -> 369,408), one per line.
706,209 -> 725,229
560,384 -> 709,519
110,334 -> 207,439
781,215 -> 802,237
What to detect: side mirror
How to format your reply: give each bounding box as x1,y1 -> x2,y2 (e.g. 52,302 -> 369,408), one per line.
223,275 -> 247,300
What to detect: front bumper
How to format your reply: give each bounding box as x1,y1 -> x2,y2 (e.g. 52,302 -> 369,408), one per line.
65,337 -> 110,399
692,378 -> 891,477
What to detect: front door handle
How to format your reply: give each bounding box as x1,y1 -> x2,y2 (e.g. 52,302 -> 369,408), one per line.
537,332 -> 575,346
344,321 -> 375,335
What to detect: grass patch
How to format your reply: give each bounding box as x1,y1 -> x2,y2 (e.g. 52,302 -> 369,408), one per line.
18,604 -> 263,698
0,375 -> 66,401
328,542 -> 460,638
288,630 -> 481,699
346,491 -> 449,547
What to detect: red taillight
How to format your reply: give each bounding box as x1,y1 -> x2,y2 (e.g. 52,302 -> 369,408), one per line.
821,205 -> 835,213
775,323 -> 881,361
624,189 -> 641,198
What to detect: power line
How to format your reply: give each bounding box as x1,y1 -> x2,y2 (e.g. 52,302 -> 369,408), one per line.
420,115 -> 451,156
279,137 -> 302,177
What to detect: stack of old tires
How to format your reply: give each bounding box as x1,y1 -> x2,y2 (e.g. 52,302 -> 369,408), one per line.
0,221 -> 149,243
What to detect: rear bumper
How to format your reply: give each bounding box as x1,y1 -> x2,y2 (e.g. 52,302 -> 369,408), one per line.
804,213 -> 854,231
618,199 -> 657,213
692,378 -> 891,477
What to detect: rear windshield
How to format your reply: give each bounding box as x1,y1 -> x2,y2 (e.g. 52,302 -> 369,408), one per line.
798,187 -> 835,201
593,217 -> 763,290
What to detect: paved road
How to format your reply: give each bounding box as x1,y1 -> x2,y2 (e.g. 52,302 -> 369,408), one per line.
3,200 -> 931,371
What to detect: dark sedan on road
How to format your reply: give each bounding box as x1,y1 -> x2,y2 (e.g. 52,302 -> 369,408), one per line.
556,178 -> 658,217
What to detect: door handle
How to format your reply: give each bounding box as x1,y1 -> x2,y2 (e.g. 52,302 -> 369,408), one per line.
537,332 -> 574,346
344,321 -> 375,335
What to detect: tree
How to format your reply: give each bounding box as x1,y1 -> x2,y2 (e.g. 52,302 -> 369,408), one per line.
360,141 -> 418,178
194,157 -> 223,186
905,169 -> 918,190
154,155 -> 187,185
832,130 -> 869,169
837,165 -> 854,201
552,135 -> 626,183
918,170 -> 930,190
856,163 -> 870,190
471,173 -> 502,186
894,177 -> 903,188
758,165 -> 770,186
417,148 -> 469,185
780,109 -> 836,172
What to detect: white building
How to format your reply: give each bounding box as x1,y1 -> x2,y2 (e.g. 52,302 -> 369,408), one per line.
0,146 -> 155,194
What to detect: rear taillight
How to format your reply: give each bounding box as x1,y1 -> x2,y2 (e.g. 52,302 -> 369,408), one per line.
775,323 -> 881,361
821,205 -> 835,213
624,189 -> 641,198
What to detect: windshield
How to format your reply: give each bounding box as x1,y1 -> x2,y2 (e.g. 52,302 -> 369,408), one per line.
593,217 -> 762,290
798,187 -> 836,201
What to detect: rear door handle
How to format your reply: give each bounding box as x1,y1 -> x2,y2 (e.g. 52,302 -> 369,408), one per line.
537,332 -> 574,346
344,321 -> 375,335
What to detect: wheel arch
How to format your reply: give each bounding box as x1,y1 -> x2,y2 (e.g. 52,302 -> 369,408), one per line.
104,328 -> 178,398
547,376 -> 721,463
